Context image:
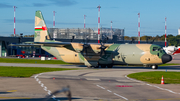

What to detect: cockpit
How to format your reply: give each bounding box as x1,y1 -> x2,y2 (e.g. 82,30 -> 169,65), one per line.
150,45 -> 167,57
152,47 -> 166,53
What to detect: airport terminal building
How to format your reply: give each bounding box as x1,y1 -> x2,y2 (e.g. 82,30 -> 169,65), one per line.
48,28 -> 124,41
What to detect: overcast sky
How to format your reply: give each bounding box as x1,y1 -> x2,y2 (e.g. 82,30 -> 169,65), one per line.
0,0 -> 180,36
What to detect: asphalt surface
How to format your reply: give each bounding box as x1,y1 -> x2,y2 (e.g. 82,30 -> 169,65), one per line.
0,55 -> 180,101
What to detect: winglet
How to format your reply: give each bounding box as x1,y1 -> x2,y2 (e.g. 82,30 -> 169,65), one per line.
34,11 -> 50,42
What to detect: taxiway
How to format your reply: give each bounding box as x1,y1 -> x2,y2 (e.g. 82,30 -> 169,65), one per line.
0,55 -> 180,101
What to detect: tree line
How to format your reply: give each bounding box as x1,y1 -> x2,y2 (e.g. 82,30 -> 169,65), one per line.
125,34 -> 180,46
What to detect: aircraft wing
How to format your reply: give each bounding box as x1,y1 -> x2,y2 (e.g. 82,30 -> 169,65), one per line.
9,43 -> 40,47
34,42 -> 72,47
9,42 -> 72,47
10,41 -> 113,54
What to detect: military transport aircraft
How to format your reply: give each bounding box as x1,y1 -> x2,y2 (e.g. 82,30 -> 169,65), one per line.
32,10 -> 172,69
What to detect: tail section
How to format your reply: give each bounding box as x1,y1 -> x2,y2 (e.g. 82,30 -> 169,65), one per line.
34,10 -> 50,42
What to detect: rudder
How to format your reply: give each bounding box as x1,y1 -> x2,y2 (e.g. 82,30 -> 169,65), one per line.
34,11 -> 50,42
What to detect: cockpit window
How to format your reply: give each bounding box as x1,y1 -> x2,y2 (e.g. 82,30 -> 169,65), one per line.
160,49 -> 166,53
150,45 -> 166,59
153,47 -> 164,52
153,47 -> 159,51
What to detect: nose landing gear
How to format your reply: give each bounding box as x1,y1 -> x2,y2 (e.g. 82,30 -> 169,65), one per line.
151,65 -> 158,69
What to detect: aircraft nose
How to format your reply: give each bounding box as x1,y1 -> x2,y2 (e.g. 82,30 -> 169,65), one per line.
161,54 -> 172,64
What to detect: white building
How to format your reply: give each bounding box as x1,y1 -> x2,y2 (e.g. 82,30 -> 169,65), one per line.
178,28 -> 180,35
48,28 -> 124,41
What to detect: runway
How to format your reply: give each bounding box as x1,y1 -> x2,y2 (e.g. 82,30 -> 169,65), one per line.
0,55 -> 180,101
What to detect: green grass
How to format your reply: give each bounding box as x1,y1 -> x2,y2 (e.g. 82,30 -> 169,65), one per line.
159,63 -> 180,66
0,58 -> 69,64
0,66 -> 77,77
127,71 -> 180,84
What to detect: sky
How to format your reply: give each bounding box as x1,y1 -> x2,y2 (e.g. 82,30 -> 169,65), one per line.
0,0 -> 180,37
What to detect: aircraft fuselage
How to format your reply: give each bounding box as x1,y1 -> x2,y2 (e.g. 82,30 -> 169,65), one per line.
41,43 -> 172,68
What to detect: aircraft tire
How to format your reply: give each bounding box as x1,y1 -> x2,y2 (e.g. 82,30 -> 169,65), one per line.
107,64 -> 113,68
101,64 -> 106,68
87,66 -> 92,68
94,65 -> 99,68
151,65 -> 158,69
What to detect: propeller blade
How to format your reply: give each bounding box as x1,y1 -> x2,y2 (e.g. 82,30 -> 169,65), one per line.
81,36 -> 91,56
85,48 -> 88,56
146,37 -> 148,43
150,39 -> 155,44
129,38 -> 135,44
81,47 -> 85,55
100,49 -> 103,56
98,43 -> 107,57
71,36 -> 75,42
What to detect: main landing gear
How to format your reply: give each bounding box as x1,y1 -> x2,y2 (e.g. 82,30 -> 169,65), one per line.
88,64 -> 113,68
100,64 -> 113,68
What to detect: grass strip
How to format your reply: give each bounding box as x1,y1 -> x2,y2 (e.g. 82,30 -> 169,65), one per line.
127,71 -> 180,84
159,63 -> 180,66
0,66 -> 77,77
0,58 -> 69,64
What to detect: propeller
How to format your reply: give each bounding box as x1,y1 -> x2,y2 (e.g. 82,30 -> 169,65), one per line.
149,37 -> 156,44
70,36 -> 74,42
102,35 -> 109,43
129,38 -> 135,44
98,42 -> 107,57
81,43 -> 90,56
150,39 -> 155,44
81,36 -> 90,56
146,37 -> 149,43
146,37 -> 155,44
97,34 -> 109,57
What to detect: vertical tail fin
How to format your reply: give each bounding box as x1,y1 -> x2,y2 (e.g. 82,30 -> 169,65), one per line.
34,11 -> 50,42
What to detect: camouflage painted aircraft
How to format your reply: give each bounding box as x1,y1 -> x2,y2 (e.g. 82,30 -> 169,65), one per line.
34,10 -> 172,69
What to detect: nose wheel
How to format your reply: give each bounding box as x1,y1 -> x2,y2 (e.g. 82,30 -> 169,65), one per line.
151,65 -> 158,69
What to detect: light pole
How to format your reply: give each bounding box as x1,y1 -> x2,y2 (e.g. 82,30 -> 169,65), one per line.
97,5 -> 101,43
14,6 -> 17,37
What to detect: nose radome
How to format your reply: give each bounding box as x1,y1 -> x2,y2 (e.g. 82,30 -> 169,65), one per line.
161,54 -> 172,64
